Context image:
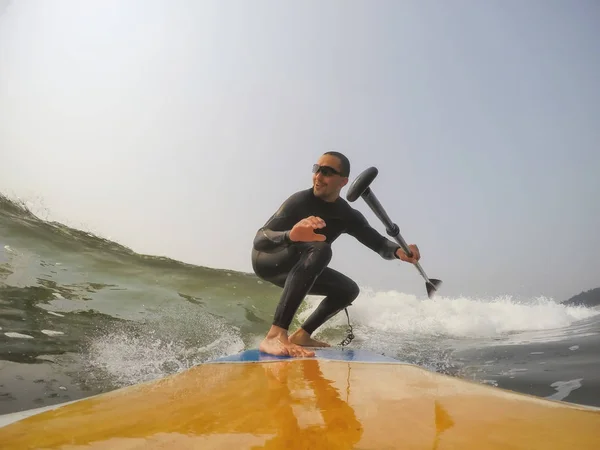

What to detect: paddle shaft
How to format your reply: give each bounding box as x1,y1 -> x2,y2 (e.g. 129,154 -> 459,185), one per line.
361,187 -> 432,283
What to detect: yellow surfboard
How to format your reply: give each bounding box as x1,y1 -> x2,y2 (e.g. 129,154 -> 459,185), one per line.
1,348 -> 599,449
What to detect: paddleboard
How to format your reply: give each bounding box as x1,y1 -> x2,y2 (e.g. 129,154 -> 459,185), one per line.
1,348 -> 599,449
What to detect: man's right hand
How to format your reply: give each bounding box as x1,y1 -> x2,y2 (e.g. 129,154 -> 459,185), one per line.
289,216 -> 327,242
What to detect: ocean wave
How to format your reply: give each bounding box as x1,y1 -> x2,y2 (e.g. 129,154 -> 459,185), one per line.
300,288 -> 599,340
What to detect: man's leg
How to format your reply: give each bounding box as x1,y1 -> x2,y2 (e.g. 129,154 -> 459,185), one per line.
252,242 -> 333,357
289,267 -> 360,347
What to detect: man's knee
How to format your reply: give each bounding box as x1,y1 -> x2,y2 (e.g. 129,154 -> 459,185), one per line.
345,279 -> 360,305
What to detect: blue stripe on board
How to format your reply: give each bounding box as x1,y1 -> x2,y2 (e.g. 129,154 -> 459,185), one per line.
209,348 -> 400,363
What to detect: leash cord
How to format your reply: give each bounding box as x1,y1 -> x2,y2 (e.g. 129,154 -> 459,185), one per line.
339,307 -> 355,347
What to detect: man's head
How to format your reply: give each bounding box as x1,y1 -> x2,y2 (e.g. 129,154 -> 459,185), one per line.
312,151 -> 350,202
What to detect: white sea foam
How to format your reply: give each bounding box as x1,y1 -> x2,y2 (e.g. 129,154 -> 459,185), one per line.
300,288 -> 600,339
546,378 -> 584,402
5,332 -> 34,339
41,330 -> 64,336
296,287 -> 600,369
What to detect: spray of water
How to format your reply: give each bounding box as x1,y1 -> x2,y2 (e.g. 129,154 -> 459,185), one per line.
81,307 -> 245,389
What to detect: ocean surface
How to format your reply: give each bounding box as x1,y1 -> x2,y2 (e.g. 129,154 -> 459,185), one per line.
1,193 -> 599,416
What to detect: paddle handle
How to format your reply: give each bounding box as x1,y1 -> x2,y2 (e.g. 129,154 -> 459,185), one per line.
361,188 -> 432,282
361,188 -> 413,257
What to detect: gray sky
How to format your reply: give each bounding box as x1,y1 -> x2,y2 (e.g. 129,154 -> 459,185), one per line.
1,0 -> 598,301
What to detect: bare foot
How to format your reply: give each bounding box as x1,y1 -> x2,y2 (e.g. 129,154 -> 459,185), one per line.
289,328 -> 331,348
259,326 -> 315,357
259,335 -> 290,356
285,342 -> 315,357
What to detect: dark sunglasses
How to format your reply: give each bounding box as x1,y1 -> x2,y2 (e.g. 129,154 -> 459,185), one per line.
312,164 -> 343,177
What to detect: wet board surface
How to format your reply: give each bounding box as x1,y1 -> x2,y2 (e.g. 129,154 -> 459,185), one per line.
1,349 -> 599,449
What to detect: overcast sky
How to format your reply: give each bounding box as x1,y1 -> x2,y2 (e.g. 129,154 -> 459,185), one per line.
1,0 -> 598,301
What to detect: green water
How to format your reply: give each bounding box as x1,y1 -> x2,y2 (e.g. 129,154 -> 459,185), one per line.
1,193 -> 347,412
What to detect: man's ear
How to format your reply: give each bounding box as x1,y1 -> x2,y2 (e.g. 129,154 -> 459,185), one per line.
341,177 -> 349,188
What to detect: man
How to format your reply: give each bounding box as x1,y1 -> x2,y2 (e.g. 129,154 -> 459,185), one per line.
251,152 -> 421,357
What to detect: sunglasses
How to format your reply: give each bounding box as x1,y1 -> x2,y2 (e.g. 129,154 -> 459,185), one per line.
312,164 -> 343,177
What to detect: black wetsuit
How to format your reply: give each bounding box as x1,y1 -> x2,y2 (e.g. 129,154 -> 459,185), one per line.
251,187 -> 402,334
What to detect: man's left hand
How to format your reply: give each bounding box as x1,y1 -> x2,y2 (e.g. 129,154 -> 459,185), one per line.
396,244 -> 420,264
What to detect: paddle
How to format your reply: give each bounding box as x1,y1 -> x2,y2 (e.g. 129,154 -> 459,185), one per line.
346,167 -> 442,299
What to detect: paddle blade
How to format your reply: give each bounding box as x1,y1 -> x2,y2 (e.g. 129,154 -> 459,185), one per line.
426,279 -> 442,298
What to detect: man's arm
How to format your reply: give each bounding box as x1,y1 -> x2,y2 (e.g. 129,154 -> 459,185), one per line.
347,210 -> 401,260
253,193 -> 302,253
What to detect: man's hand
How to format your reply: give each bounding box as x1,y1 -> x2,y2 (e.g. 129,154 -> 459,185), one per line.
289,216 -> 327,242
396,244 -> 420,264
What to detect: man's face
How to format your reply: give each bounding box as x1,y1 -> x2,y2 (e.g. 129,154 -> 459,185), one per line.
312,154 -> 348,202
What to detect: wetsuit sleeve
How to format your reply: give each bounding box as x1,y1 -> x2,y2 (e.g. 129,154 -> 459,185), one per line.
253,194 -> 301,253
347,210 -> 401,260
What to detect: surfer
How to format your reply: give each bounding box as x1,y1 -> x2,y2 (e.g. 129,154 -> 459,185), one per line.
251,152 -> 421,357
